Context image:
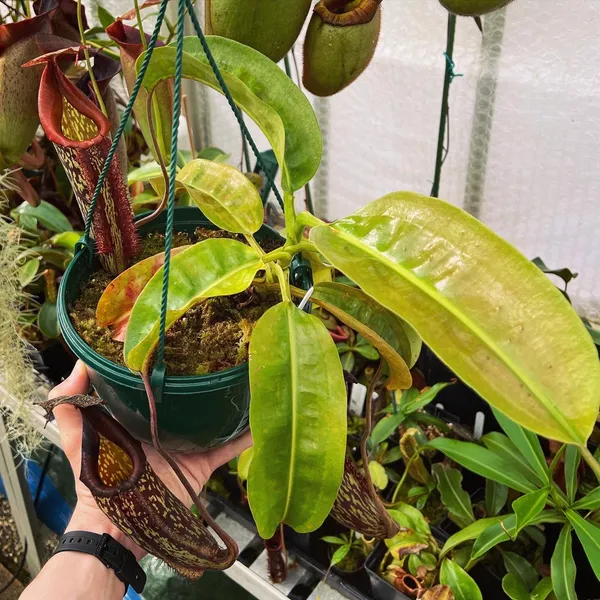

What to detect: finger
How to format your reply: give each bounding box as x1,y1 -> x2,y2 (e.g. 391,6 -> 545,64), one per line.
204,430 -> 253,473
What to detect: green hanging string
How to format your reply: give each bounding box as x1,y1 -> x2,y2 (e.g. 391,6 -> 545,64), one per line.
155,0 -> 185,372
185,0 -> 284,210
80,0 -> 168,250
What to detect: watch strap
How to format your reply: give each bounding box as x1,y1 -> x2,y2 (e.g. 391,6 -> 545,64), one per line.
54,531 -> 146,593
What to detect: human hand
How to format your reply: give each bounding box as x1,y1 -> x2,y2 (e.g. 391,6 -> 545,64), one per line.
51,360 -> 252,559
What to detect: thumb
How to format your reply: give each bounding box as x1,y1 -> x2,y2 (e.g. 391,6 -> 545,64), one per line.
49,359 -> 90,400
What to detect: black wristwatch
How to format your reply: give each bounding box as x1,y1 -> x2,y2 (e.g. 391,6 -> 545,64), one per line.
54,531 -> 146,593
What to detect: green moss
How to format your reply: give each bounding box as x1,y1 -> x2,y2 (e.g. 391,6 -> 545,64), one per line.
70,230 -> 281,375
134,231 -> 191,261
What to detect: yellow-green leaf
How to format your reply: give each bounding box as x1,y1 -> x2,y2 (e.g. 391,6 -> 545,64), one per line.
247,302 -> 347,538
237,447 -> 253,482
140,36 -> 322,192
368,461 -> 388,490
124,239 -> 263,372
310,192 -> 600,444
440,558 -> 483,600
176,159 -> 264,234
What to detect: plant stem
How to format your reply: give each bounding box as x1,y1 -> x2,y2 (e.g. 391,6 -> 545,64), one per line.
273,263 -> 291,303
296,211 -> 326,238
360,360 -> 384,506
284,191 -> 297,243
77,0 -> 108,118
391,453 -> 418,504
263,251 -> 292,265
133,0 -> 147,50
86,41 -> 120,61
579,444 -> 600,482
244,234 -> 265,257
283,240 -> 317,256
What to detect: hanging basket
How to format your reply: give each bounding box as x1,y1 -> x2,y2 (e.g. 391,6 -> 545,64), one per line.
57,206 -> 283,452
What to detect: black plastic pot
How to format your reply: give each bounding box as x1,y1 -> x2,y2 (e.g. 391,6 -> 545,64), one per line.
365,543 -> 412,600
57,207 -> 282,452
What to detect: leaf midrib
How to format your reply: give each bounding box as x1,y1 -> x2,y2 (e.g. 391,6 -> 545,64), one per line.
282,304 -> 298,520
327,226 -> 582,444
441,469 -> 473,525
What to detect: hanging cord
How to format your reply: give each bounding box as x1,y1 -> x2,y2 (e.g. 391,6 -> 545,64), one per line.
79,0 -> 169,251
184,0 -> 284,210
155,0 -> 185,370
430,13 -> 459,198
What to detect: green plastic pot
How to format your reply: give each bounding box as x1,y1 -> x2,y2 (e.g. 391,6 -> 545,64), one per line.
57,207 -> 282,452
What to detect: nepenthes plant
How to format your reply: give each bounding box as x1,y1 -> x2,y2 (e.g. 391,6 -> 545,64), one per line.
22,0 -> 600,587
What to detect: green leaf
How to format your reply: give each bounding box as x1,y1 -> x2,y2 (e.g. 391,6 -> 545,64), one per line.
513,488 -> 550,535
18,258 -> 39,287
551,525 -> 577,600
370,412 -> 407,448
564,446 -> 580,504
321,536 -> 346,546
432,463 -> 475,528
97,4 -> 115,27
388,531 -> 429,559
485,479 -> 508,516
309,192 -> 600,444
237,447 -> 253,482
381,446 -> 403,465
368,461 -> 388,490
571,486 -> 600,511
481,432 -> 546,487
176,159 -> 264,234
502,573 -> 530,600
308,282 -> 419,389
530,577 -> 553,600
13,200 -> 73,233
49,231 -> 81,251
502,551 -> 539,591
38,301 -> 60,338
491,408 -> 549,485
387,503 -> 432,537
247,302 -> 347,538
330,543 -> 350,567
354,336 -> 380,360
128,162 -> 163,184
428,438 -> 537,493
197,147 -> 230,162
440,559 -> 483,600
402,382 -> 453,414
141,36 -> 322,192
440,516 -> 505,557
124,240 -> 263,371
471,514 -> 516,559
340,351 -> 354,373
566,509 -> 600,579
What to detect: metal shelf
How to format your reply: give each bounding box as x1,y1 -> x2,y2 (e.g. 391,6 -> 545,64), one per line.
0,384 -> 349,600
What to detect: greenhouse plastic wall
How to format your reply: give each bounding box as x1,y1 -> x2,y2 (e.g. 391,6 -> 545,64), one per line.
194,0 -> 600,324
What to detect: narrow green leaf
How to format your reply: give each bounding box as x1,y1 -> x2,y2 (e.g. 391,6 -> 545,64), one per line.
564,446 -> 580,504
571,486 -> 600,511
124,240 -> 263,371
13,200 -> 73,233
502,551 -> 538,591
530,577 -> 553,600
402,382 -> 453,414
38,301 -> 60,338
440,516 -> 504,557
354,337 -> 380,360
432,463 -> 475,528
128,162 -> 163,184
551,525 -> 577,600
492,407 -> 549,485
141,36 -> 322,192
428,438 -> 537,493
49,231 -> 80,251
485,479 -> 508,516
440,559 -> 483,600
197,147 -> 230,162
370,411 -> 407,447
340,351 -> 354,373
321,536 -> 347,545
310,193 -> 600,444
97,4 -> 115,27
18,258 -> 39,287
566,509 -> 600,579
176,159 -> 264,234
502,573 -> 530,600
330,543 -> 350,567
471,514 -> 516,559
381,446 -> 403,465
247,302 -> 347,538
482,431 -> 546,487
513,488 -> 550,535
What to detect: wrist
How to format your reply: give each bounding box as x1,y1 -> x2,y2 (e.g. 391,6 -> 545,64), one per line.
68,504 -> 146,561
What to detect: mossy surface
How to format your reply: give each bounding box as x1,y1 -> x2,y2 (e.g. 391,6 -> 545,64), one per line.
70,229 -> 282,375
